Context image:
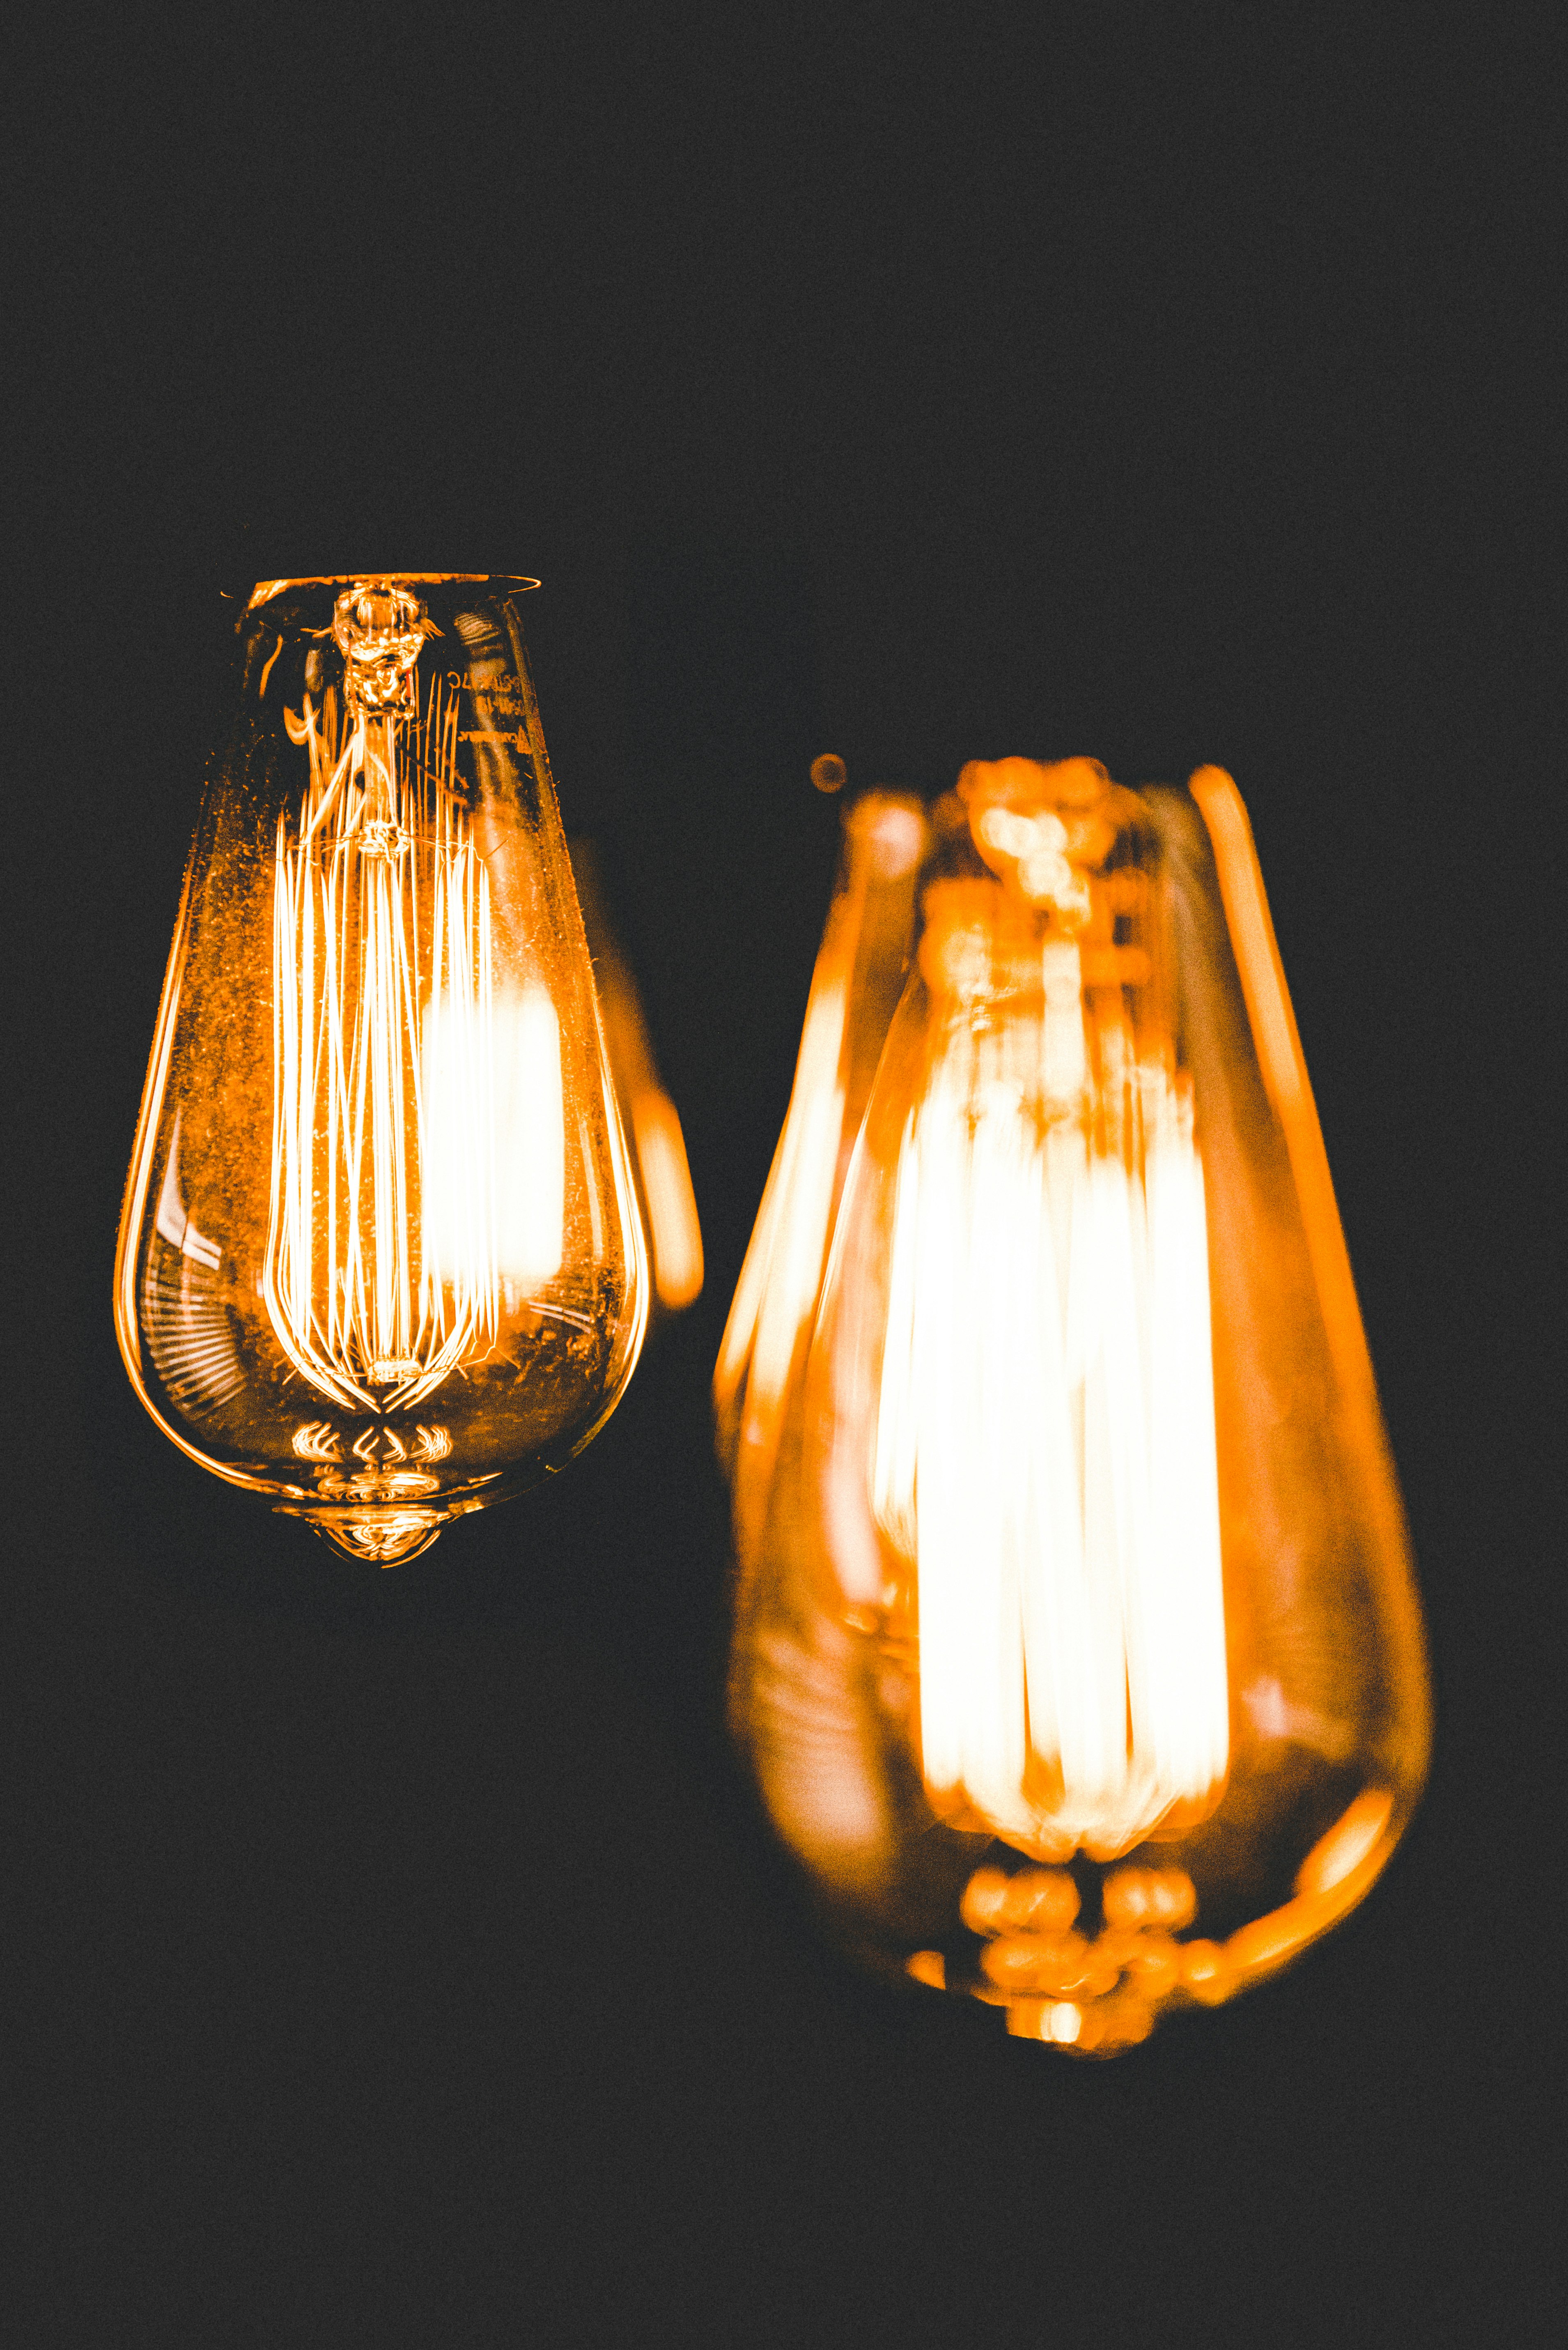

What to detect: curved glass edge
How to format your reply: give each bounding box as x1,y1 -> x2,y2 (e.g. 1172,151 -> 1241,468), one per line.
492,591 -> 653,1429
714,791 -> 927,1529
112,849 -> 272,1492
246,575 -> 539,611
1186,767 -> 1432,1809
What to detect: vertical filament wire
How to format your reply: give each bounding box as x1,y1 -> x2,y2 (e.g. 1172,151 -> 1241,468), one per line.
870,957 -> 1230,1862
264,675 -> 509,1413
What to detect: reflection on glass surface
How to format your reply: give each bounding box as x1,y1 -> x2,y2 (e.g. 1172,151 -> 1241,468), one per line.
117,577 -> 648,1564
570,839 -> 704,1318
714,789 -> 929,1572
720,757 -> 1430,2052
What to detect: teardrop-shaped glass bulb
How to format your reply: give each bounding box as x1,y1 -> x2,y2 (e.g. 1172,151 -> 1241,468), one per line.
116,576 -> 647,1564
723,757 -> 1430,2051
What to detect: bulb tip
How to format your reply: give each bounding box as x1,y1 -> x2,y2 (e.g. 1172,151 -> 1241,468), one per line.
307,1508 -> 448,1566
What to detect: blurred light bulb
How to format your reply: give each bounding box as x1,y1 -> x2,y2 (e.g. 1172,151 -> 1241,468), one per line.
721,756 -> 1430,2052
117,575 -> 648,1564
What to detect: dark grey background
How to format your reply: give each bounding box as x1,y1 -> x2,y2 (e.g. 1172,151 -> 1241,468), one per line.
9,9 -> 1557,2345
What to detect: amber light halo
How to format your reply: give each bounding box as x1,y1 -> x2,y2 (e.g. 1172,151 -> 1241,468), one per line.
719,757 -> 1430,2053
116,573 -> 652,1563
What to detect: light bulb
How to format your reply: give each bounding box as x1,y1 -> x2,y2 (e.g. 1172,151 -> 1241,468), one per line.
116,575 -> 648,1564
722,756 -> 1430,2052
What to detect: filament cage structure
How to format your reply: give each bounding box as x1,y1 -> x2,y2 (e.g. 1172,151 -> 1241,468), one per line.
724,757 -> 1430,2051
117,576 -> 648,1563
266,656 -> 556,1414
868,930 -> 1230,1862
833,773 -> 1231,1866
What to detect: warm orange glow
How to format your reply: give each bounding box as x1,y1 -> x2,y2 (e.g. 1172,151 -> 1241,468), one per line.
714,791 -> 927,1560
874,1060 -> 1228,1858
248,574 -> 512,611
961,1824 -> 1411,2035
1297,1785 -> 1393,1895
566,838 -> 705,1319
967,1855 -> 1194,2033
1189,766 -> 1366,1390
716,960 -> 847,1450
116,576 -> 647,1562
721,752 -> 1432,2054
632,1090 -> 705,1308
870,766 -> 1228,1863
265,647 -> 558,1412
1189,766 -> 1423,1686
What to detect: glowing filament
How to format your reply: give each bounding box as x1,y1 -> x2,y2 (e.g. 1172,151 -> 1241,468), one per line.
872,982 -> 1229,1862
265,678 -> 564,1412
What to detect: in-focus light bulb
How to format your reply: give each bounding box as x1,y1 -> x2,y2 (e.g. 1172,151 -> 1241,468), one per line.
117,575 -> 648,1564
721,756 -> 1430,2052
